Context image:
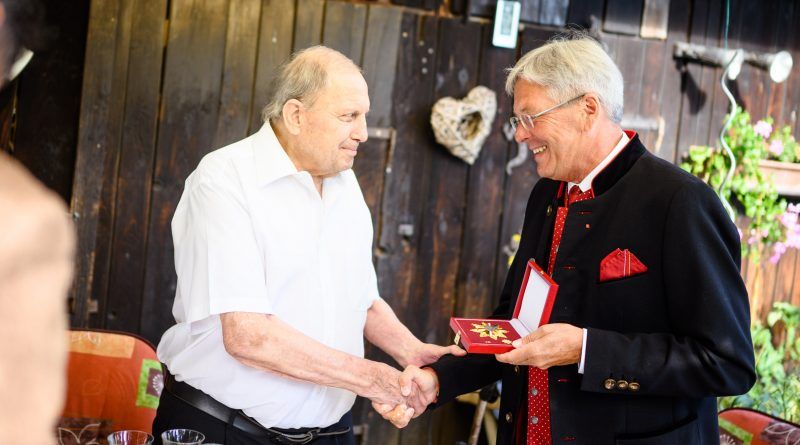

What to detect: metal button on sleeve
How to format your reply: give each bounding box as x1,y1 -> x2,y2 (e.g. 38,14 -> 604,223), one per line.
616,380 -> 629,390
603,378 -> 616,390
629,382 -> 640,392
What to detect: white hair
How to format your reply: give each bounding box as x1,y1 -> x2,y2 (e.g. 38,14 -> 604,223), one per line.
505,33 -> 624,123
262,45 -> 360,123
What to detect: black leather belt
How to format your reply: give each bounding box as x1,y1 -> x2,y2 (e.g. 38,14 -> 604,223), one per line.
163,368 -> 350,444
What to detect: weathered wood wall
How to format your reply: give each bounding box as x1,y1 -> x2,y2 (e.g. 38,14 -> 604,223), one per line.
3,0 -> 799,443
0,0 -> 88,203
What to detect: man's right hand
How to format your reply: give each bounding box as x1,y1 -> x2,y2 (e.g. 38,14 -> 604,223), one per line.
362,362 -> 408,406
372,365 -> 440,428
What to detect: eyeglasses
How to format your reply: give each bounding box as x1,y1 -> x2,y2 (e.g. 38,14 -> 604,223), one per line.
509,94 -> 586,131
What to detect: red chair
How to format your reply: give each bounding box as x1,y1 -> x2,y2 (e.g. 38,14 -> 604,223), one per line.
719,407 -> 800,445
57,330 -> 163,445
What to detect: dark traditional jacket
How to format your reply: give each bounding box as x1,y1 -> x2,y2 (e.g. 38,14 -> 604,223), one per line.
429,134 -> 756,444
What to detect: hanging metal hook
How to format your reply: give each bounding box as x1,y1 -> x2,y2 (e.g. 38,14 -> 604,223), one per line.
717,48 -> 744,221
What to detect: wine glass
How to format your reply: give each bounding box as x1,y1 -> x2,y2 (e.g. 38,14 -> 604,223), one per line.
160,428 -> 205,445
106,430 -> 154,445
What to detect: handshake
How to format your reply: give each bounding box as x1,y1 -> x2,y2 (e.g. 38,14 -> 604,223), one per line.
364,343 -> 466,428
364,323 -> 585,427
370,364 -> 441,428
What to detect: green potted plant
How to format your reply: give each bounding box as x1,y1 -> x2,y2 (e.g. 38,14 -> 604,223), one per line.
718,301 -> 800,423
680,107 -> 800,264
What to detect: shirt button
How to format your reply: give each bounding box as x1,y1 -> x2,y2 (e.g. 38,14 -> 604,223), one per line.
603,378 -> 616,390
505,412 -> 513,423
531,388 -> 538,396
530,416 -> 539,425
629,382 -> 640,392
616,380 -> 629,390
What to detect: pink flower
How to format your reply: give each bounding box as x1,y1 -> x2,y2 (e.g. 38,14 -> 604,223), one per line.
787,232 -> 800,249
781,210 -> 798,228
775,207 -> 800,253
769,139 -> 784,156
753,120 -> 773,138
769,242 -> 786,264
782,211 -> 800,249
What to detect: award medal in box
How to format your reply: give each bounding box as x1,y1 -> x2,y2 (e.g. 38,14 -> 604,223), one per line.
450,259 -> 558,354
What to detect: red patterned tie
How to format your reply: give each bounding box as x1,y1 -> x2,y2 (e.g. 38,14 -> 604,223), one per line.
567,185 -> 594,205
525,185 -> 592,445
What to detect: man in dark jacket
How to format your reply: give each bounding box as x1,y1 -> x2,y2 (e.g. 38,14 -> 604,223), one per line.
376,34 -> 756,444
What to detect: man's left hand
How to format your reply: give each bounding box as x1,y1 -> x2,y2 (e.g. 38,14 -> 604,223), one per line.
404,342 -> 466,368
495,323 -> 583,369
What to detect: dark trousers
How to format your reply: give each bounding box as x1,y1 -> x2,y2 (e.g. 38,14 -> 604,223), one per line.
152,388 -> 356,445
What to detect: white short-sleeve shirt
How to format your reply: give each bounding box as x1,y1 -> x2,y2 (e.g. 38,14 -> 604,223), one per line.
157,123 -> 380,428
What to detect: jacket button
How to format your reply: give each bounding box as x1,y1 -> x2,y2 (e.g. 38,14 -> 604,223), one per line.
530,416 -> 539,425
530,387 -> 538,396
603,378 -> 616,390
546,205 -> 553,216
514,365 -> 520,374
505,412 -> 513,423
616,380 -> 628,390
628,382 -> 640,392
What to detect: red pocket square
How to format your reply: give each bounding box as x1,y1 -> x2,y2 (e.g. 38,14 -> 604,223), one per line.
599,248 -> 648,282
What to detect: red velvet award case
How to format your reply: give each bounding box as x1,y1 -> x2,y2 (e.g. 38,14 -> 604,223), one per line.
449,259 -> 558,354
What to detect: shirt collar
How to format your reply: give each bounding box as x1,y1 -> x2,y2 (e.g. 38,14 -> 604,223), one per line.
569,130 -> 631,192
252,123 -> 351,196
252,122 -> 300,187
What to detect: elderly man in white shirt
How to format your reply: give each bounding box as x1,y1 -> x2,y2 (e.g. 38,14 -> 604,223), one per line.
153,46 -> 463,445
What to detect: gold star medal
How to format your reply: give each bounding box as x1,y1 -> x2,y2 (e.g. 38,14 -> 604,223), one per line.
470,322 -> 508,341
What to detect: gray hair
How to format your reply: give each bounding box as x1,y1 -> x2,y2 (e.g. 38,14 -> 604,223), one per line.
505,33 -> 624,123
262,46 -> 361,123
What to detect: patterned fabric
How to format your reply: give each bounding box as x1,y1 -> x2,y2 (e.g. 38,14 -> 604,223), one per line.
526,185 -> 593,445
719,408 -> 800,445
58,330 -> 162,444
567,185 -> 595,206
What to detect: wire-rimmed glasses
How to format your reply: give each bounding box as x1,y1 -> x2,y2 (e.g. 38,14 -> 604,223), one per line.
509,93 -> 586,132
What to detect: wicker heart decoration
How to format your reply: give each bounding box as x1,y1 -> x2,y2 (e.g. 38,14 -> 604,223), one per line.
430,86 -> 497,165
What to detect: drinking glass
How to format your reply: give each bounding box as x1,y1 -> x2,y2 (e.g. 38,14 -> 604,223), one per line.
106,430 -> 155,445
161,428 -> 205,445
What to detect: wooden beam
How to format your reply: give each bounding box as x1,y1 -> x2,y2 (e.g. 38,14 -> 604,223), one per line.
139,0 -> 229,344
248,0 -> 295,133
104,0 -> 167,333
70,0 -> 134,327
